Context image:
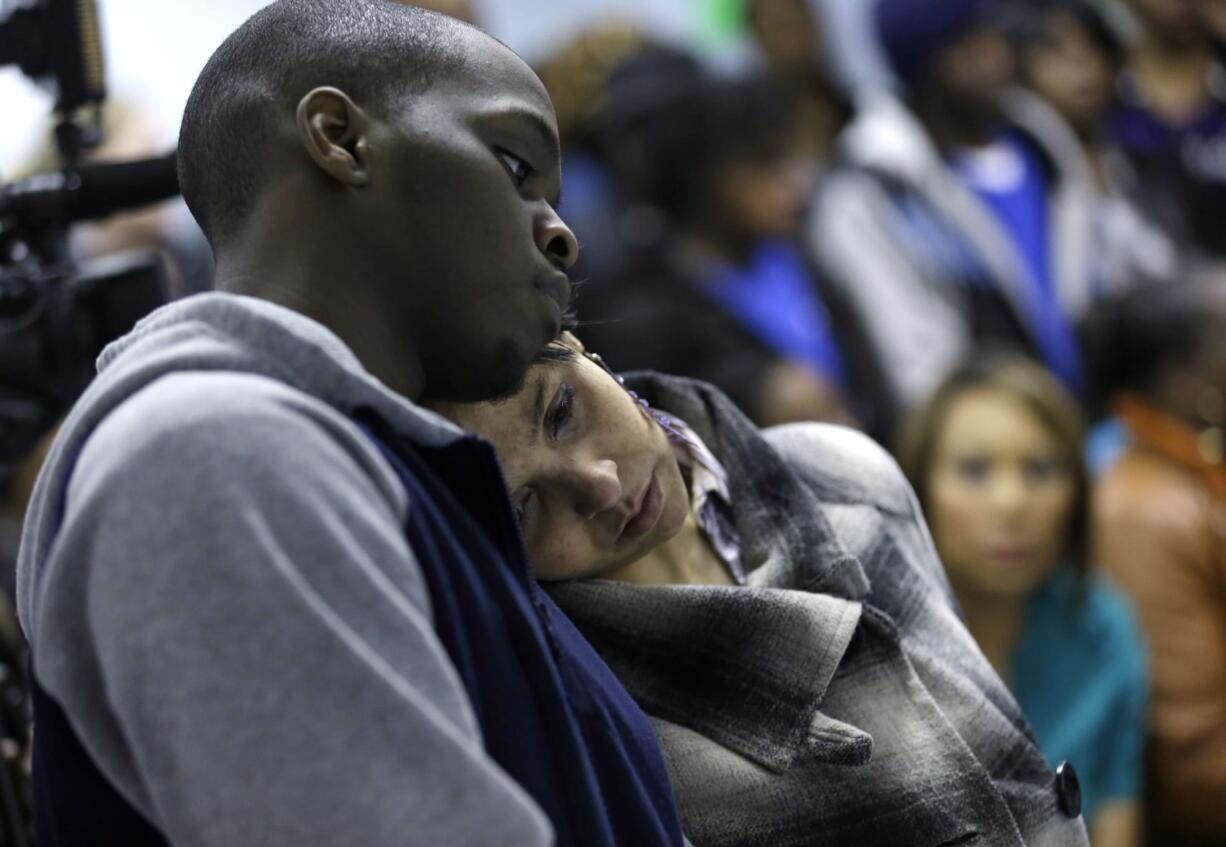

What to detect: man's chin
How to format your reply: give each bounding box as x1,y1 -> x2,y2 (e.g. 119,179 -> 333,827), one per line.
419,345 -> 531,405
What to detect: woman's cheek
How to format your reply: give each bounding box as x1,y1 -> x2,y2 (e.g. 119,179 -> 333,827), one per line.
534,529 -> 597,582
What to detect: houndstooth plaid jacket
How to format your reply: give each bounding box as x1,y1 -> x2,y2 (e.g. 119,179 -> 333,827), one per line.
549,373 -> 1089,847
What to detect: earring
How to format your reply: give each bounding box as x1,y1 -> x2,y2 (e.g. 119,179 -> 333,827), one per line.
584,350 -> 686,443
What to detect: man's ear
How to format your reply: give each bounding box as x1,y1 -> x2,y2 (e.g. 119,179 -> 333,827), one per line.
296,86 -> 372,187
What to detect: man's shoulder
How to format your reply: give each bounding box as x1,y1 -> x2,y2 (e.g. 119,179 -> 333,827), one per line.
77,370 -> 408,519
762,423 -> 913,517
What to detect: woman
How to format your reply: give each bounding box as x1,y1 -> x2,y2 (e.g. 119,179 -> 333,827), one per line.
432,333 -> 1089,847
896,354 -> 1147,847
1089,280 -> 1226,846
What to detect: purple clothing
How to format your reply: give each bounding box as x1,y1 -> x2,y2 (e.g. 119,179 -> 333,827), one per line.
1109,65 -> 1226,257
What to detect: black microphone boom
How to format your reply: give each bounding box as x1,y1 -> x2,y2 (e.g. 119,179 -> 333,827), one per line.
0,151 -> 180,230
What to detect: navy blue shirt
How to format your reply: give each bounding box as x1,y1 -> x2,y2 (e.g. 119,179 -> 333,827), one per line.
357,414 -> 685,847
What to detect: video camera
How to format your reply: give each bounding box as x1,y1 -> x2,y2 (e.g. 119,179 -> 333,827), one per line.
1,0 -> 179,478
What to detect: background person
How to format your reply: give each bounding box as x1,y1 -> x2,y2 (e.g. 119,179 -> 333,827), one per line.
576,68 -> 886,432
1089,280 -> 1226,846
1111,0 -> 1226,262
1015,0 -> 1180,289
810,0 -> 1120,423
897,353 -> 1147,847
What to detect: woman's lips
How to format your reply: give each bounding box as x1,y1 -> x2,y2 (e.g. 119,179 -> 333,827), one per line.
620,472 -> 662,541
986,545 -> 1037,566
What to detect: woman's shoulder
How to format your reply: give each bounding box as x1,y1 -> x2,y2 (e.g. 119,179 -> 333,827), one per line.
762,423 -> 913,517
1043,571 -> 1147,678
1082,573 -> 1147,654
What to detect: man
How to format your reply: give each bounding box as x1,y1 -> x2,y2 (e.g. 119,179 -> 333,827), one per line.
745,0 -> 852,162
16,2 -> 684,845
1090,281 -> 1226,846
1111,0 -> 1226,260
808,0 -> 1107,421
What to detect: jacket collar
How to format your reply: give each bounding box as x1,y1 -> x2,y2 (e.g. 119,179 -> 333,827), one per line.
548,373 -> 870,773
622,373 -> 870,599
1117,395 -> 1226,501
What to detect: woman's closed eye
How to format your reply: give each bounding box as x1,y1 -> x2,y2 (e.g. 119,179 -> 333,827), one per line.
512,488 -> 535,526
547,383 -> 576,438
510,383 -> 577,527
497,148 -> 534,187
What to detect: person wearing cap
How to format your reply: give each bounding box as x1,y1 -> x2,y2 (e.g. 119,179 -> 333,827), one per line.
807,0 -> 1132,427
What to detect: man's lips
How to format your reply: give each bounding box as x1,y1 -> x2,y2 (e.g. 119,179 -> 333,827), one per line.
536,271 -> 572,318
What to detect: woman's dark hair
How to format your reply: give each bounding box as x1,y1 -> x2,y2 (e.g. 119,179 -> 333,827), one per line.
896,351 -> 1090,570
631,72 -> 794,220
1081,281 -> 1222,419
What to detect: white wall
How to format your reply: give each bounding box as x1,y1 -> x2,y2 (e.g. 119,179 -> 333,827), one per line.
1,0 -> 726,177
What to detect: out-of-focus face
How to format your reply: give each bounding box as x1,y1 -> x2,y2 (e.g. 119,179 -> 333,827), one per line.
926,389 -> 1078,602
709,146 -> 811,242
432,334 -> 690,581
1204,0 -> 1226,42
1129,0 -> 1203,46
931,25 -> 1016,127
1025,13 -> 1117,134
748,0 -> 822,81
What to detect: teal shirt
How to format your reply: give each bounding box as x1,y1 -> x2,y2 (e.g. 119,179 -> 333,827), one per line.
1010,570 -> 1148,824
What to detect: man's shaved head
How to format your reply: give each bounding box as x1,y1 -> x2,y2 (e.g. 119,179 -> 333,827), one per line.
177,0 -> 577,403
178,0 -> 468,245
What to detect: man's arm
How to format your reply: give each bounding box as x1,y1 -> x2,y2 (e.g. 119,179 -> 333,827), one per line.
34,373 -> 551,846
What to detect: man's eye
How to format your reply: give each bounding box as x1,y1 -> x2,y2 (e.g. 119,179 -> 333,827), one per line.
497,149 -> 532,186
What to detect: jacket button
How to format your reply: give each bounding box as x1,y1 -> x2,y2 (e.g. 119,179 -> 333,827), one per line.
1055,761 -> 1081,818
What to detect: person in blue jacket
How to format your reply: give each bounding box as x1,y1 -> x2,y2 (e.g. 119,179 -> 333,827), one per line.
898,353 -> 1148,847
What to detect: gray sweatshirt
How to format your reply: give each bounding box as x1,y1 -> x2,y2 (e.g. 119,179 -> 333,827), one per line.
17,293 -> 552,846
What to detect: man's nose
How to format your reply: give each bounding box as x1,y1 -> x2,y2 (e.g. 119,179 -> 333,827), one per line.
536,205 -> 579,272
571,458 -> 622,520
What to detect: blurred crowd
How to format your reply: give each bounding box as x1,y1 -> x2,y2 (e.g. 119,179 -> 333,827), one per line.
529,0 -> 1226,844
1,0 -> 1225,844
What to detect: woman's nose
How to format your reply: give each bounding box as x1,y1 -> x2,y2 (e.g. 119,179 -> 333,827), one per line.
536,206 -> 579,271
988,470 -> 1028,515
571,458 -> 622,520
